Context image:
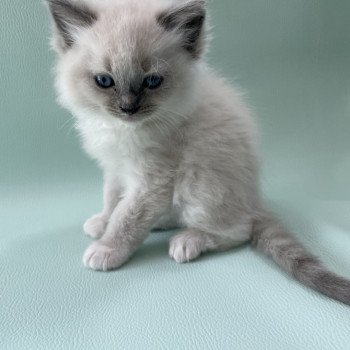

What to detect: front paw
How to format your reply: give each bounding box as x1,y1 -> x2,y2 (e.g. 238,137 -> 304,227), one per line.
83,214 -> 108,239
169,232 -> 204,263
83,241 -> 131,271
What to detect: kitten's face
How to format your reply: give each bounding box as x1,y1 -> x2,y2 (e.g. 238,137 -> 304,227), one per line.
48,0 -> 206,124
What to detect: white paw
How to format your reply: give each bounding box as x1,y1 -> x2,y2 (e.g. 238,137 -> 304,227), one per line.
83,241 -> 131,271
83,214 -> 107,239
169,232 -> 205,263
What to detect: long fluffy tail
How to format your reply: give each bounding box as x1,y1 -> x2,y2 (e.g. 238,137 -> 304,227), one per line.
251,211 -> 350,305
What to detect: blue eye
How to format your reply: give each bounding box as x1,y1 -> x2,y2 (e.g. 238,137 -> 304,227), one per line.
143,74 -> 163,90
95,74 -> 115,88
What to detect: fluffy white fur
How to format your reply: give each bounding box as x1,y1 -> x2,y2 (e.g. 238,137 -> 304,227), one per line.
46,0 -> 350,305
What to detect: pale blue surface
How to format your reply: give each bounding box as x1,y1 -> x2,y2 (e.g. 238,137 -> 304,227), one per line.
1,0 -> 350,349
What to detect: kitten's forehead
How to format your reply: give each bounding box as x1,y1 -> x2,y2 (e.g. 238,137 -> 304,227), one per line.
85,1 -> 171,72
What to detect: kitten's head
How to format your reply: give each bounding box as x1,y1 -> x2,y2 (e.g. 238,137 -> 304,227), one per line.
46,0 -> 207,124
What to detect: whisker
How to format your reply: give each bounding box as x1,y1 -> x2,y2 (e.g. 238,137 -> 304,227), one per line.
151,111 -> 185,142
157,107 -> 189,121
59,116 -> 78,136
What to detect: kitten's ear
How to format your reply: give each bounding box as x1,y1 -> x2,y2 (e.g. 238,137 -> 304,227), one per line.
157,0 -> 207,59
45,0 -> 97,53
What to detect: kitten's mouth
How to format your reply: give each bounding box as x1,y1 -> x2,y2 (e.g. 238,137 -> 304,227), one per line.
111,106 -> 156,122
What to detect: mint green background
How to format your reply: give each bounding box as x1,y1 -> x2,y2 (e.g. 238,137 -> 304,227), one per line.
1,1 -> 350,349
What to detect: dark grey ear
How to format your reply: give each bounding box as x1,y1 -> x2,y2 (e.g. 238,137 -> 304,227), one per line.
46,0 -> 97,51
157,0 -> 206,59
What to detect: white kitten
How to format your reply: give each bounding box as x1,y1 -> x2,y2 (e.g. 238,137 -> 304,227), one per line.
46,0 -> 350,305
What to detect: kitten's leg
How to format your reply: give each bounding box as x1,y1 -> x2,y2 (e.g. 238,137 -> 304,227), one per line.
169,224 -> 251,263
83,178 -> 121,239
83,187 -> 171,271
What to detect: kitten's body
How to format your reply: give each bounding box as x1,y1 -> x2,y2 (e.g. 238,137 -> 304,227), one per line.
79,66 -> 258,235
46,0 -> 350,305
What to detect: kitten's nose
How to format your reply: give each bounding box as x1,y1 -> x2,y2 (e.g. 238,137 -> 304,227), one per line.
119,93 -> 140,115
119,105 -> 141,115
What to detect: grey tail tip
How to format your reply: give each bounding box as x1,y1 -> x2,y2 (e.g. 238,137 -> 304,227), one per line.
251,212 -> 350,306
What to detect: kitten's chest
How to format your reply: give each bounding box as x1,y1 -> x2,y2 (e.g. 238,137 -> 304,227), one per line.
79,122 -> 163,184
81,124 -> 140,165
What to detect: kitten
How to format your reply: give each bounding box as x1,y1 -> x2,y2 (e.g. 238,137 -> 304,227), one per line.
46,0 -> 350,305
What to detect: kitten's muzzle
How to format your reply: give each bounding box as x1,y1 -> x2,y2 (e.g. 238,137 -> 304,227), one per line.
119,92 -> 141,115
119,105 -> 141,115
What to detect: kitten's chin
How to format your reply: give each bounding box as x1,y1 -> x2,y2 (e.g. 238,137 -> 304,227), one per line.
107,108 -> 157,124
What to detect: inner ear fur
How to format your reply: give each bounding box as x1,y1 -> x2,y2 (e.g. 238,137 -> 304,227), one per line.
157,0 -> 207,59
46,0 -> 97,52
